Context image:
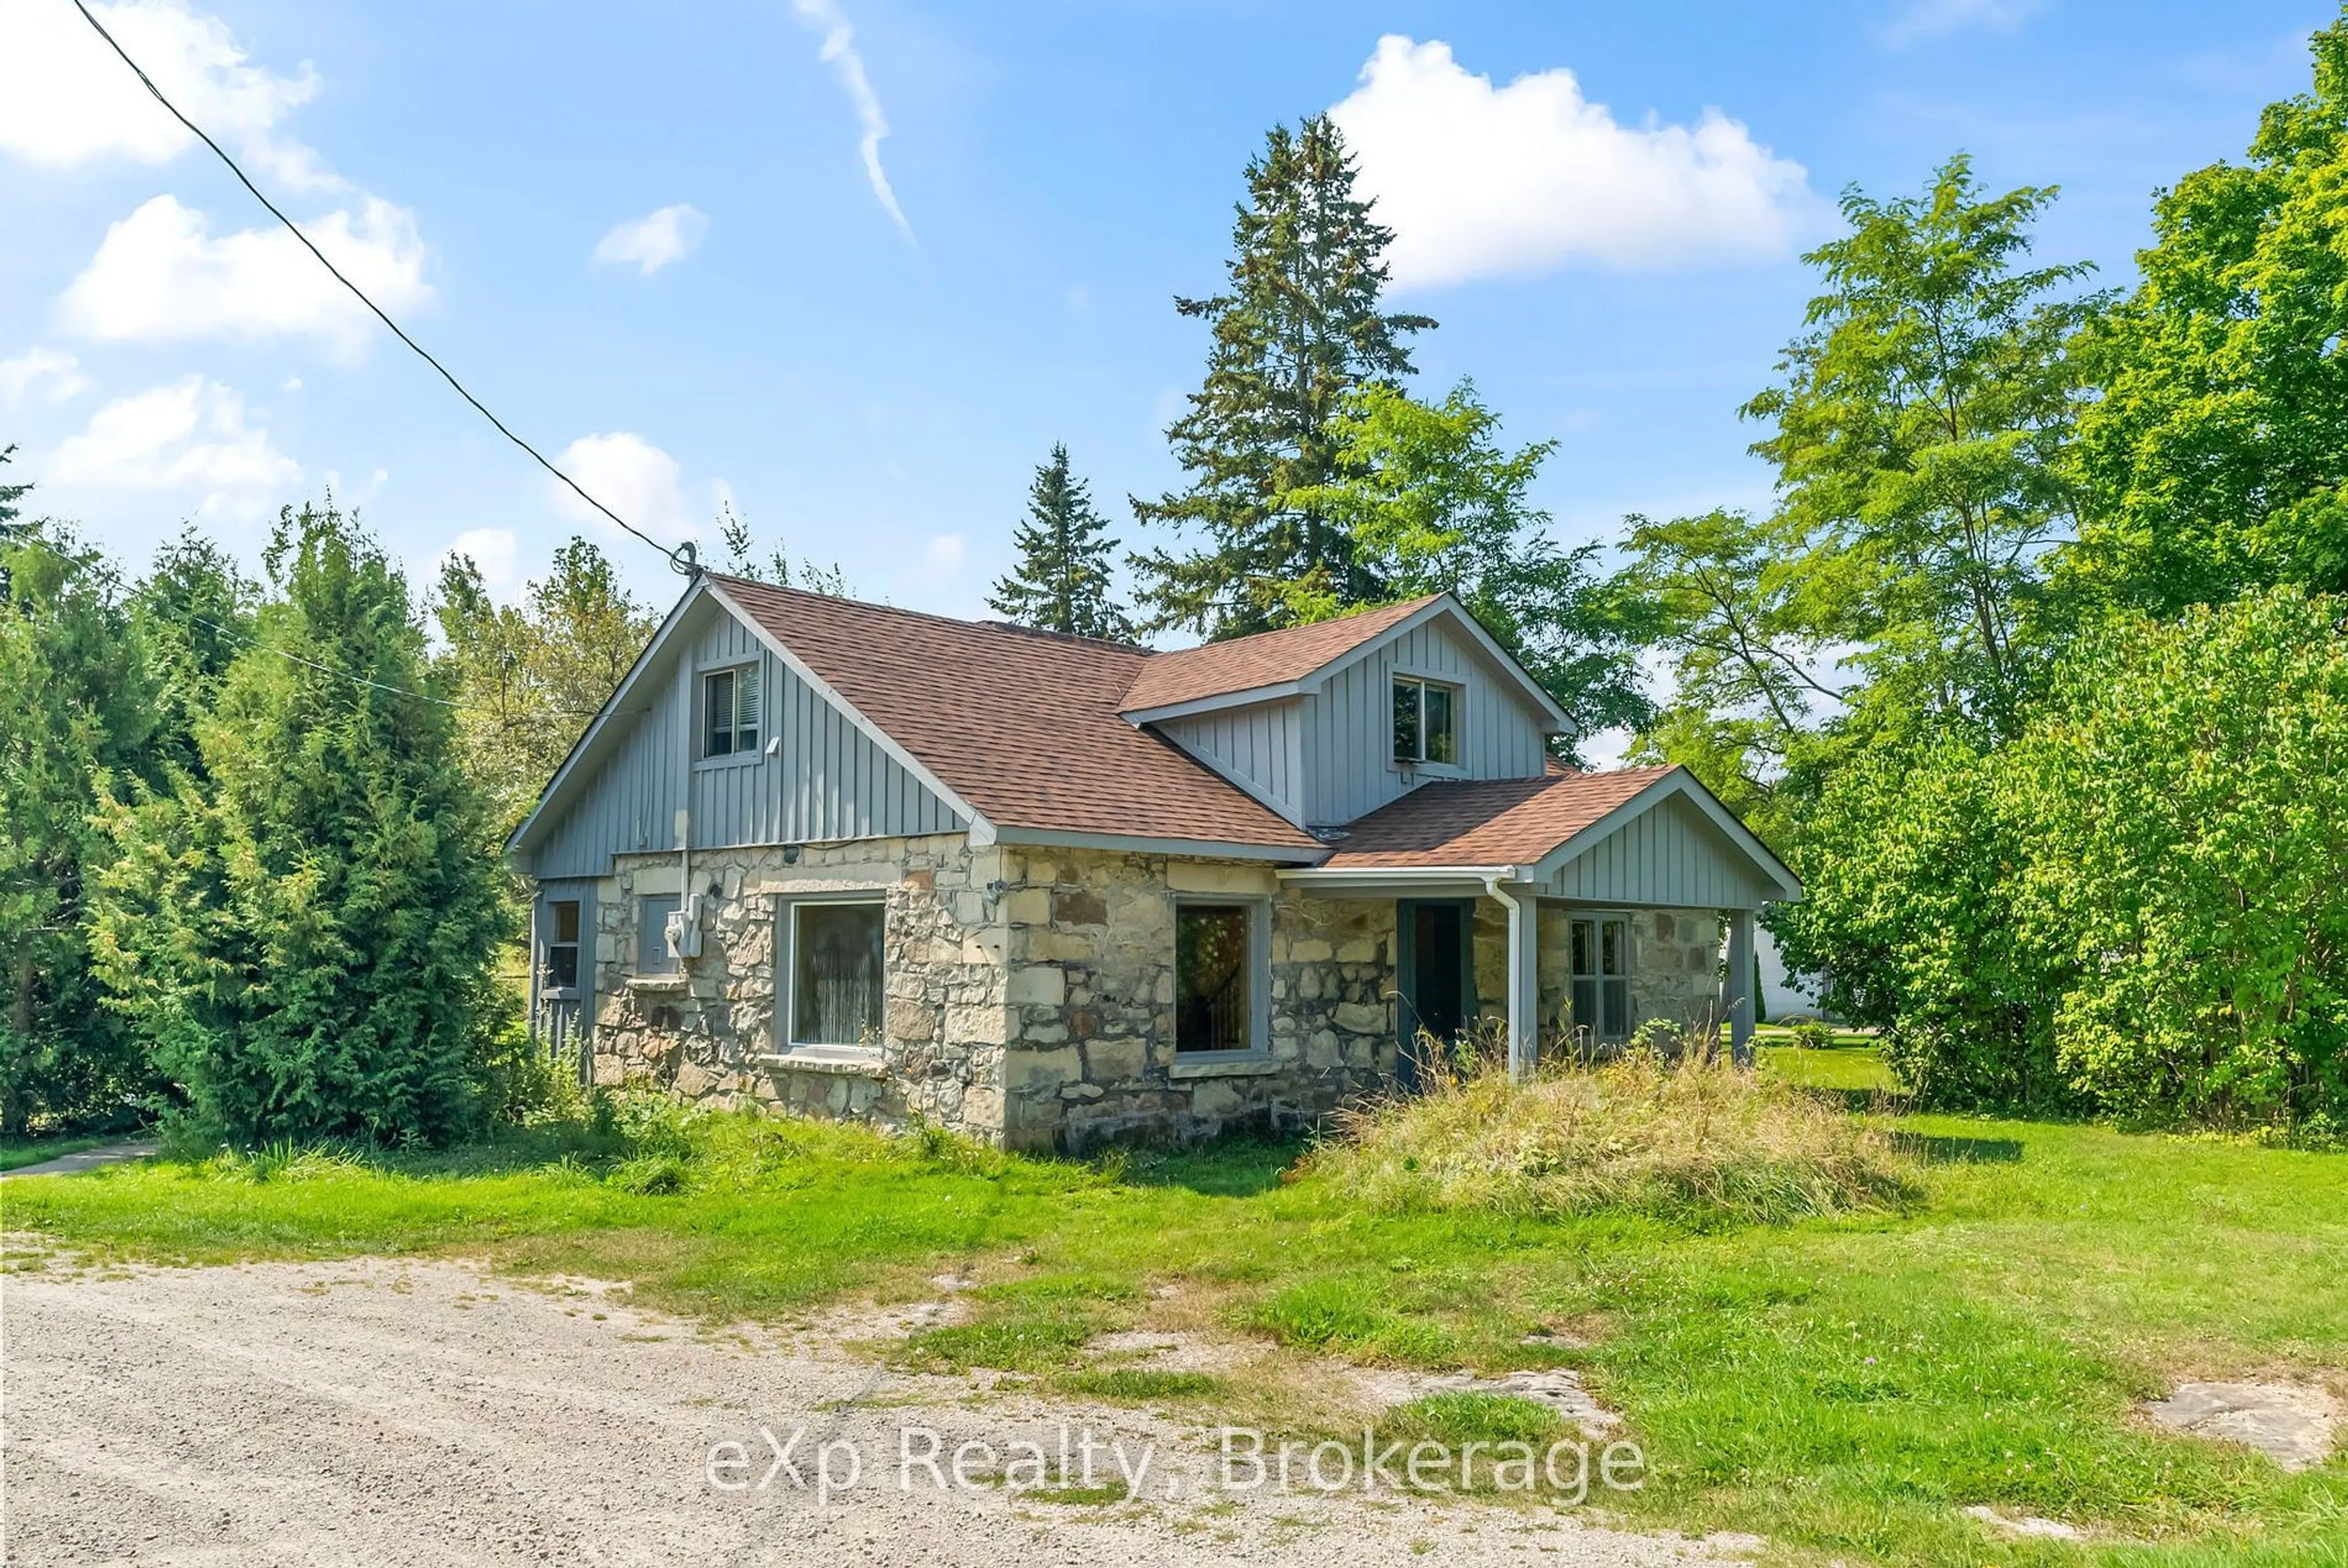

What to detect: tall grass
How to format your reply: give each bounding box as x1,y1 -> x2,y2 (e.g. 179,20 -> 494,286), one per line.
1307,1046 -> 1921,1229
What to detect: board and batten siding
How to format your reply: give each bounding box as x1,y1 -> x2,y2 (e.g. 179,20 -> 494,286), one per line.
1300,617 -> 1551,826
1535,793 -> 1773,909
525,602 -> 964,880
1160,701 -> 1303,822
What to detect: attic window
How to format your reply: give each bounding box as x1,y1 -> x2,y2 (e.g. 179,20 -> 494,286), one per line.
703,665 -> 761,757
1392,676 -> 1458,766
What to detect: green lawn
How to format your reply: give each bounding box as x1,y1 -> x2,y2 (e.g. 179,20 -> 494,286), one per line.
5,1063 -> 2343,1567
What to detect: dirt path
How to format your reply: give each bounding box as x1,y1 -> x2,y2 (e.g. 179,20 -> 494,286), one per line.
1,1141 -> 158,1180
2,1252 -> 1746,1567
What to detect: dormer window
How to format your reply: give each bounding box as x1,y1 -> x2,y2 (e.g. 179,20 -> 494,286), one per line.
1392,675 -> 1459,767
702,665 -> 761,758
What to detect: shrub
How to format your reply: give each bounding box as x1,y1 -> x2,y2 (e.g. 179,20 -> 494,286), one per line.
1305,1055 -> 1919,1229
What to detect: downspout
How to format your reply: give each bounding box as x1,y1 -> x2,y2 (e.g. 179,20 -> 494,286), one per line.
1481,870 -> 1535,1084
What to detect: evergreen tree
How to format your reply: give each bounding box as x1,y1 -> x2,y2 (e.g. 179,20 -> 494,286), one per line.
0,495 -> 160,1135
988,444 -> 1135,641
1133,116 -> 1435,639
94,499 -> 515,1145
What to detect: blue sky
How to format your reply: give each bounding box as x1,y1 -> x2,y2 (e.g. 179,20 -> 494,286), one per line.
0,0 -> 2327,636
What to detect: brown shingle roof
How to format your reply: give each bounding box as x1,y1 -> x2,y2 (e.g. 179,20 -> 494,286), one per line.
1116,595 -> 1442,713
1320,767 -> 1678,869
710,575 -> 1322,852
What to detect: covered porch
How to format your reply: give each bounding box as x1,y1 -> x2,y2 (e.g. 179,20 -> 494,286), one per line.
1285,765 -> 1800,1078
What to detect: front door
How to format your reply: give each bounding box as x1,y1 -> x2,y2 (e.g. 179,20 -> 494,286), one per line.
1396,899 -> 1475,1091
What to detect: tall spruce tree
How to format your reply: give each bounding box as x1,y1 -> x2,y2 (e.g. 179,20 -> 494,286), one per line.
989,444 -> 1135,641
94,499 -> 515,1145
1133,115 -> 1434,639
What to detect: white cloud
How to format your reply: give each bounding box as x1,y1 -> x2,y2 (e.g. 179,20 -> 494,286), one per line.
46,376 -> 297,501
1880,0 -> 2042,48
922,533 -> 964,575
0,347 -> 94,407
553,432 -> 697,548
58,193 -> 430,358
0,0 -> 347,193
1328,36 -> 1817,287
594,203 -> 709,275
444,526 -> 522,602
792,0 -> 914,242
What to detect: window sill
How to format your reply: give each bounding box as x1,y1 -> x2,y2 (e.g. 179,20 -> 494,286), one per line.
1392,760 -> 1468,780
1169,1055 -> 1283,1080
626,973 -> 689,993
694,751 -> 763,771
755,1048 -> 888,1079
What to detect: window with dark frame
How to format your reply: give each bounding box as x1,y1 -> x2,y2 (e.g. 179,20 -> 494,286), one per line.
1175,902 -> 1254,1053
544,899 -> 580,992
1391,675 -> 1459,766
702,664 -> 761,758
789,900 -> 884,1049
1569,915 -> 1631,1042
637,894 -> 681,974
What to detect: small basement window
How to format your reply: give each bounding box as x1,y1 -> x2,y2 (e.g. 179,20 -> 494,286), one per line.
788,899 -> 884,1050
1570,915 -> 1631,1042
637,894 -> 681,974
702,664 -> 761,758
1392,675 -> 1459,766
542,899 -> 580,992
1175,901 -> 1260,1053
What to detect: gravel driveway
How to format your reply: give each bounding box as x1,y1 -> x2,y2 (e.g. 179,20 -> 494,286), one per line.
1,1251 -> 1746,1567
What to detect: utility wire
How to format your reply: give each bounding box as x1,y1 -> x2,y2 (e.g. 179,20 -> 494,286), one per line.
65,0 -> 698,580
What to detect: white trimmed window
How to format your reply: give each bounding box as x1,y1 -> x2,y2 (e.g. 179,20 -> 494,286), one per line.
1570,915 -> 1631,1042
785,899 -> 884,1050
1392,675 -> 1460,766
701,664 -> 761,758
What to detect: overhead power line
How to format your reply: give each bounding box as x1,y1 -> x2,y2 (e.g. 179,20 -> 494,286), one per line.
64,0 -> 698,579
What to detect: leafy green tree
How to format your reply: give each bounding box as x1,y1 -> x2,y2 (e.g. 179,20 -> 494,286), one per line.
2064,18 -> 2348,613
2010,589 -> 2348,1130
1619,507 -> 1852,844
715,502 -> 852,597
989,444 -> 1136,641
1133,116 -> 1435,639
1741,155 -> 2102,740
435,536 -> 654,834
93,499 -> 515,1145
0,492 -> 160,1134
1279,381 -> 1652,753
1768,729 -> 2073,1110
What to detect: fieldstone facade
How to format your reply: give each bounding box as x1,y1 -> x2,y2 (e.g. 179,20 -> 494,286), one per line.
586,831 -> 1730,1150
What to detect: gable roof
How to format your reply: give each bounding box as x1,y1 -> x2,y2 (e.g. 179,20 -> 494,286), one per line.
1314,764 -> 1801,899
1319,768 -> 1674,869
708,575 -> 1321,853
1117,596 -> 1441,713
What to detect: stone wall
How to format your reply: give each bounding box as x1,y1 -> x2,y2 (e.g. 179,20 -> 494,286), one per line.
580,833 -> 1727,1148
994,848 -> 1398,1152
1470,904 -> 1724,1047
588,833 -> 1010,1135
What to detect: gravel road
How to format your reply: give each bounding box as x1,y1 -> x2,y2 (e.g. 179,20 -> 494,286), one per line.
1,1250 -> 1746,1567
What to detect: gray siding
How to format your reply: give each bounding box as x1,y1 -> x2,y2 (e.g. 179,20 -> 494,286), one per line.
1534,793 -> 1773,909
526,602 -> 964,880
1300,617 -> 1551,826
1160,700 -> 1303,822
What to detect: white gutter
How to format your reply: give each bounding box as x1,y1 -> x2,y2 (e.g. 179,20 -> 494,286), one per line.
1482,869 -> 1537,1084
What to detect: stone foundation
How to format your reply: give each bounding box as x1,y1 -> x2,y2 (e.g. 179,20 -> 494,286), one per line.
580,833 -> 1729,1149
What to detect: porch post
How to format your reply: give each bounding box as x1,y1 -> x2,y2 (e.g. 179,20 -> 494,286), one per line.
1506,889 -> 1540,1081
1726,908 -> 1756,1067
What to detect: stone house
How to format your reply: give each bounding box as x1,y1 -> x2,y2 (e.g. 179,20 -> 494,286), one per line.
505,573 -> 1800,1150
